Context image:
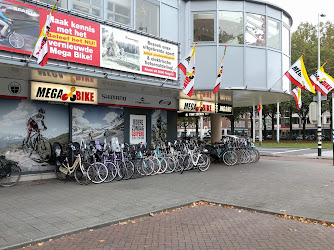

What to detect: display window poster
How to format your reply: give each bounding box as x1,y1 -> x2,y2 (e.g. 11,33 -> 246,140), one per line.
151,110 -> 167,147
72,105 -> 124,145
0,99 -> 69,173
101,25 -> 178,79
130,114 -> 146,145
0,0 -> 100,66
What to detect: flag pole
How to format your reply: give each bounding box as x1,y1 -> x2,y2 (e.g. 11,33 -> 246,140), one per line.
161,43 -> 197,87
269,53 -> 305,91
26,0 -> 59,67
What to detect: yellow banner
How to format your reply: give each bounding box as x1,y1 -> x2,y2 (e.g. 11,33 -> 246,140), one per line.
143,51 -> 175,60
49,32 -> 97,47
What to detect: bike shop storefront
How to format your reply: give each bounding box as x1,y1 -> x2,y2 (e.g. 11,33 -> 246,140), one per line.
0,72 -> 178,179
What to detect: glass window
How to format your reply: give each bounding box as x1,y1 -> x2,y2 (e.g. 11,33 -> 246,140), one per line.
282,25 -> 290,56
72,0 -> 102,17
283,14 -> 290,26
282,55 -> 290,92
219,11 -> 243,44
37,0 -> 67,9
245,13 -> 266,47
268,18 -> 280,50
107,0 -> 131,26
136,0 -> 160,36
194,13 -> 214,42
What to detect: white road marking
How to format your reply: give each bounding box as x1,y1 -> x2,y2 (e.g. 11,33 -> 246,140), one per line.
274,148 -> 311,154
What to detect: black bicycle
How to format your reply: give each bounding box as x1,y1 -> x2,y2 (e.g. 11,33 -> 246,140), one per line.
0,155 -> 21,187
0,21 -> 25,49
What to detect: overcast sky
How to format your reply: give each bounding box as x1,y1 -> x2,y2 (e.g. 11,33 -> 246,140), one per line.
265,0 -> 332,31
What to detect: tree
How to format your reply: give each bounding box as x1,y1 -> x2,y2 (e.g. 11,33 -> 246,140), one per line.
227,107 -> 250,134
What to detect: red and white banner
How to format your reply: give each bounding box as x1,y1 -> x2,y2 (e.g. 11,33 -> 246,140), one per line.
0,0 -> 178,79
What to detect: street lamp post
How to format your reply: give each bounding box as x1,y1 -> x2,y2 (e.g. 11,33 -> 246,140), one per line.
317,13 -> 326,157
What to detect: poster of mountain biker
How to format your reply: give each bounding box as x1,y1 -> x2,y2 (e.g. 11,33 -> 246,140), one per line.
24,108 -> 47,145
151,110 -> 167,146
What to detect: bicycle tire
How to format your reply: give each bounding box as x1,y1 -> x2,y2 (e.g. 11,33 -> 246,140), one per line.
115,161 -> 125,181
54,160 -> 68,180
22,139 -> 31,155
164,156 -> 176,174
37,138 -> 52,161
156,158 -> 168,174
181,155 -> 190,174
149,156 -> 161,175
122,160 -> 135,180
198,154 -> 210,172
223,150 -> 238,166
0,163 -> 21,187
104,161 -> 117,182
142,158 -> 154,176
8,32 -> 24,49
88,162 -> 108,184
74,162 -> 94,185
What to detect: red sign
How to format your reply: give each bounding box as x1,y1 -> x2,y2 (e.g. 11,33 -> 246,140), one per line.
0,0 -> 100,66
38,9 -> 100,66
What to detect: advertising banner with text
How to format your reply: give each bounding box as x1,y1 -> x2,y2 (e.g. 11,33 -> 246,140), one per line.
0,0 -> 178,79
101,25 -> 178,79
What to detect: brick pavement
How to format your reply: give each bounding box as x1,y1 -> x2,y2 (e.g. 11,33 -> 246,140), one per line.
26,203 -> 334,250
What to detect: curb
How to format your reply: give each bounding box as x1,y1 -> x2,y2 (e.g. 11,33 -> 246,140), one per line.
259,152 -> 333,160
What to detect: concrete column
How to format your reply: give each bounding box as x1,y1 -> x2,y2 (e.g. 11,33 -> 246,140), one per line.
210,113 -> 222,143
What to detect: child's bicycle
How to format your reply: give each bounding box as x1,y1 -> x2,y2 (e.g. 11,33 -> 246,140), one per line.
0,155 -> 21,187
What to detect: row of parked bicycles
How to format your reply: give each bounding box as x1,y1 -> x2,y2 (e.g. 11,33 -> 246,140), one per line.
207,135 -> 260,165
53,138 -> 211,185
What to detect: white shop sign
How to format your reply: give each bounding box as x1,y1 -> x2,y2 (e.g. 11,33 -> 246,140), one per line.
0,78 -> 28,99
31,82 -> 97,104
99,90 -> 177,110
179,99 -> 216,113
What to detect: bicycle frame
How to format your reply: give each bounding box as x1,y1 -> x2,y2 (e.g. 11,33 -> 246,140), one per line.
61,154 -> 83,175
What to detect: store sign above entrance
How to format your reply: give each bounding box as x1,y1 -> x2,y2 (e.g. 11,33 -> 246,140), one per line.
179,99 -> 216,113
0,0 -> 178,80
31,82 -> 97,104
216,103 -> 233,115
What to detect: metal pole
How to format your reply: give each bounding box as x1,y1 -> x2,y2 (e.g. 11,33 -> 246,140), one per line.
318,13 -> 322,157
332,93 -> 334,166
259,106 -> 262,146
200,116 -> 204,141
253,105 -> 255,143
277,102 -> 280,144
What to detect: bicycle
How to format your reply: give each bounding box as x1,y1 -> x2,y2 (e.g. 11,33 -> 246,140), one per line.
182,144 -> 210,173
0,21 -> 25,49
22,128 -> 52,161
0,155 -> 21,187
54,142 -> 95,185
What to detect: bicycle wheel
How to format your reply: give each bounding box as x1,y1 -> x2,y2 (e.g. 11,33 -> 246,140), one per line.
37,138 -> 52,161
223,150 -> 238,166
164,156 -> 176,174
88,162 -> 108,184
0,163 -> 21,187
141,158 -> 154,176
115,161 -> 126,181
156,158 -> 168,174
74,162 -> 94,185
149,156 -> 161,175
122,160 -> 135,180
104,161 -> 117,182
22,139 -> 31,155
181,155 -> 191,174
198,154 -> 210,172
9,32 -> 24,49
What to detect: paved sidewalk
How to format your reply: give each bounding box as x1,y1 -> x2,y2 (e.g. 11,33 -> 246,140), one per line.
27,204 -> 334,250
1,157 -> 334,249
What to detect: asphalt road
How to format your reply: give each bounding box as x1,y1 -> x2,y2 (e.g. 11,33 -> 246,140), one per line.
258,147 -> 333,158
